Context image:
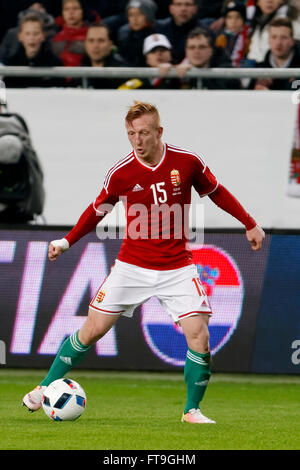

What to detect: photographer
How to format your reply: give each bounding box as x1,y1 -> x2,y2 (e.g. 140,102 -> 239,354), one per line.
0,104 -> 45,223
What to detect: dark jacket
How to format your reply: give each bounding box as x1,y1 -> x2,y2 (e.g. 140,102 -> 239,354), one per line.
180,47 -> 241,90
79,52 -> 128,89
2,41 -> 63,88
253,42 -> 300,90
117,23 -> 156,66
156,16 -> 205,64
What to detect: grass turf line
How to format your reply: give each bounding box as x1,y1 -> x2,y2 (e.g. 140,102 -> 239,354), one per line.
0,370 -> 299,450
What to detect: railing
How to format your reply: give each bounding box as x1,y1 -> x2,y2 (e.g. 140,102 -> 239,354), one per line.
0,66 -> 300,88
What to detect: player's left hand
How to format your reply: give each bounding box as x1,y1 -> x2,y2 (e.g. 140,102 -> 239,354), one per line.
246,225 -> 265,251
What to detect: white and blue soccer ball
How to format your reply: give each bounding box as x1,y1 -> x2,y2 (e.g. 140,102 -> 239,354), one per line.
42,378 -> 86,421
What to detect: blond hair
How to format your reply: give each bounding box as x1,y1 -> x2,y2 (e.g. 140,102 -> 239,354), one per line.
125,101 -> 161,127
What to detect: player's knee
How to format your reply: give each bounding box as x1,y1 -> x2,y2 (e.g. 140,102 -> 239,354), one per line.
79,309 -> 107,345
186,321 -> 210,353
194,333 -> 210,353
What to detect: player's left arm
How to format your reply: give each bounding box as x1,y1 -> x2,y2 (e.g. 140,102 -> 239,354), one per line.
208,184 -> 265,251
192,156 -> 265,251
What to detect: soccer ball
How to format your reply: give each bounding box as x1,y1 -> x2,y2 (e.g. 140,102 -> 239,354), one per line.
42,378 -> 86,421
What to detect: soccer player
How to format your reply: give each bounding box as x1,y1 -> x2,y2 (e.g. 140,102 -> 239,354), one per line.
23,101 -> 265,423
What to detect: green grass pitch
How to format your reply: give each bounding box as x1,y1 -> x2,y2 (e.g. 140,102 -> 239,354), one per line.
0,369 -> 299,450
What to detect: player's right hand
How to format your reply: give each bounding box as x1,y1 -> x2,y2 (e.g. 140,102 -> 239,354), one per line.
48,238 -> 69,261
48,243 -> 63,261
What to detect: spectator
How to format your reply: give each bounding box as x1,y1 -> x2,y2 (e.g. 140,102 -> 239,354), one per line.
247,0 -> 300,63
2,13 -> 63,88
144,33 -> 173,67
156,0 -> 204,64
215,1 -> 251,67
80,24 -> 128,88
99,0 -> 169,39
51,0 -> 100,67
119,33 -> 179,89
0,104 -> 45,223
99,0 -> 168,42
0,2 -> 58,63
22,3 -> 58,38
254,17 -> 300,89
176,26 -> 241,89
117,0 -> 157,66
143,33 -> 181,88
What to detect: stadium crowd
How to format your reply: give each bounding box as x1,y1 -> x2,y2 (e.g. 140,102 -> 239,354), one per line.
0,0 -> 300,90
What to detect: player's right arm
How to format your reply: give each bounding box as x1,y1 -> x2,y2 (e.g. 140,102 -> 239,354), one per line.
48,187 -> 118,262
48,239 -> 68,261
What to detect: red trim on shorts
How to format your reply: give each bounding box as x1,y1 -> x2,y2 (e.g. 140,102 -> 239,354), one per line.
89,304 -> 125,314
178,310 -> 212,319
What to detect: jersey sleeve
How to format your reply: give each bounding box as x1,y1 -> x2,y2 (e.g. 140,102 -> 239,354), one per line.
93,186 -> 119,216
209,184 -> 257,230
192,155 -> 218,197
93,163 -> 121,212
65,170 -> 120,247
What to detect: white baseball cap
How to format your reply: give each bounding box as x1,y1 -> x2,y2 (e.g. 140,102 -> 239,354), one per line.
143,34 -> 172,55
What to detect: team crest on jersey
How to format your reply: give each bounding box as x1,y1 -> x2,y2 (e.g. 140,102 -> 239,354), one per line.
171,169 -> 181,186
96,290 -> 106,303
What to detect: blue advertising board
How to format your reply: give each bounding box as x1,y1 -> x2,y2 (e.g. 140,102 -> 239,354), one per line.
0,228 -> 299,374
251,235 -> 300,374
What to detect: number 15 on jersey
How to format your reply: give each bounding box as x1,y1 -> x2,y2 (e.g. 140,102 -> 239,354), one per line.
150,182 -> 168,204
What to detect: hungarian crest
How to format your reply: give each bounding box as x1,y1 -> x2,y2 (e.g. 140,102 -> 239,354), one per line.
170,169 -> 181,186
96,290 -> 106,303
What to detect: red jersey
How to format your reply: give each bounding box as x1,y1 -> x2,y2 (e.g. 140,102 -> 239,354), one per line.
93,143 -> 218,270
65,143 -> 256,270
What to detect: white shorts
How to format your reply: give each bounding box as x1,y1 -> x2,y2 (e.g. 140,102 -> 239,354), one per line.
89,259 -> 212,323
